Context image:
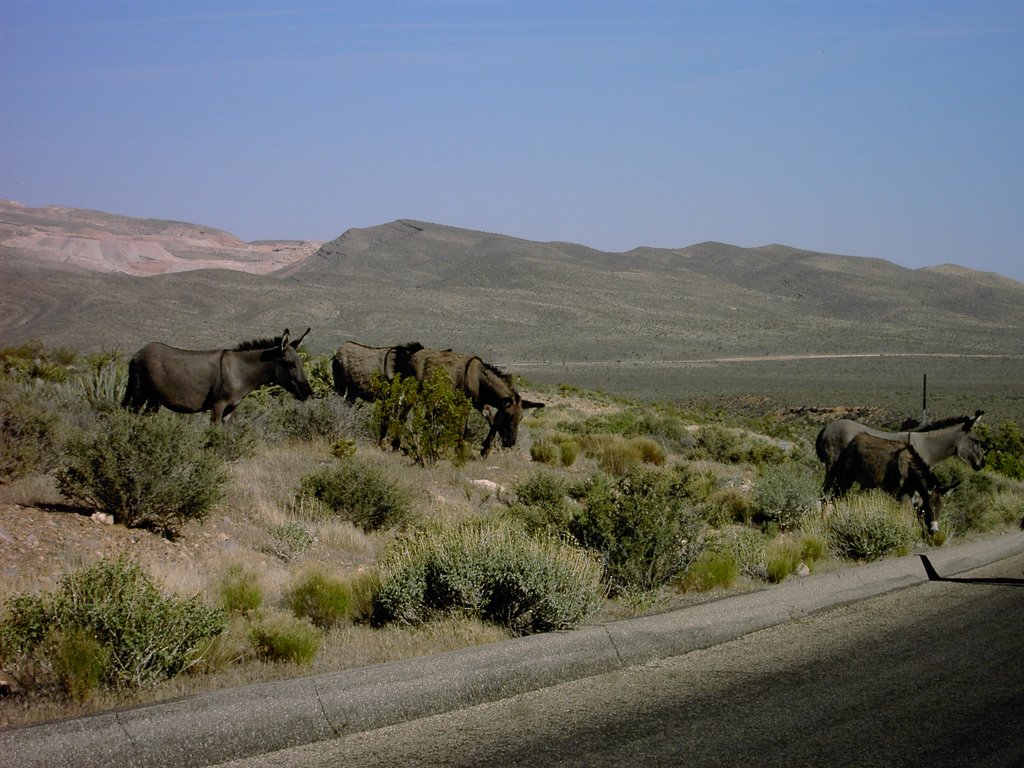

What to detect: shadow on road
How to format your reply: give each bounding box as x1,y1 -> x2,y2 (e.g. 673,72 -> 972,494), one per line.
919,554 -> 1024,586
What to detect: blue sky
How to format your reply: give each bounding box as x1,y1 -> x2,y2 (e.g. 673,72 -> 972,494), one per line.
2,1 -> 1023,281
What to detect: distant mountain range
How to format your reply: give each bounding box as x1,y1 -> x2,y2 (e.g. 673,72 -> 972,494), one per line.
2,201 -> 1022,367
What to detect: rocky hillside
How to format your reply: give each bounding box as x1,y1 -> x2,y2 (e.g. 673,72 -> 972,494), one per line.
0,200 -> 320,276
1,204 -> 1022,371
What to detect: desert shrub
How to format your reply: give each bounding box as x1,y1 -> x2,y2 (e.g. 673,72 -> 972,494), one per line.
506,471 -> 573,535
265,521 -> 316,561
373,371 -> 473,465
633,437 -> 667,465
568,466 -> 705,594
693,425 -> 743,463
750,461 -> 821,531
275,396 -> 354,443
717,525 -> 770,581
285,570 -> 375,629
530,440 -> 560,465
746,439 -> 789,467
373,522 -> 605,635
560,408 -> 691,452
0,556 -> 226,693
826,491 -> 918,561
202,420 -> 259,462
558,439 -> 580,467
976,419 -> 1024,480
578,434 -> 666,475
56,410 -> 228,535
798,532 -> 827,566
580,434 -> 641,475
79,362 -> 126,414
937,467 -> 1023,533
0,382 -> 62,482
531,433 -> 580,467
44,627 -> 111,702
295,456 -> 414,531
0,341 -> 78,383
300,353 -> 335,399
699,486 -> 753,527
218,565 -> 263,615
248,612 -> 322,664
763,538 -> 803,583
515,471 -> 569,508
680,548 -> 740,592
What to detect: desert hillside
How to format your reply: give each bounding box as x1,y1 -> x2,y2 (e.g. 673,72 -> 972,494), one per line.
0,200 -> 321,276
1,203 -> 1022,415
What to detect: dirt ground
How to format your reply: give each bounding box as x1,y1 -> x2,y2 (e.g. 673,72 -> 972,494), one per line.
0,483 -> 273,599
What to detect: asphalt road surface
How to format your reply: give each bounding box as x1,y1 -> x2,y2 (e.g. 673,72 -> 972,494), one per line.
215,551 -> 1024,768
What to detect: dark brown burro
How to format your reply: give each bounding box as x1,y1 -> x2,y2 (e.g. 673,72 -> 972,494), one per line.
823,432 -> 956,534
122,328 -> 312,424
331,341 -> 423,402
406,347 -> 544,454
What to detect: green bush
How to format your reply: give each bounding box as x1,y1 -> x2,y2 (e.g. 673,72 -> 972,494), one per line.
559,408 -> 691,453
559,439 -> 580,467
751,462 -> 821,531
218,565 -> 263,615
285,570 -> 362,629
568,467 -> 705,594
826,491 -> 918,561
976,419 -> 1024,480
57,410 -> 228,535
80,362 -> 126,414
938,468 -> 1023,533
578,434 -> 665,475
202,421 -> 259,462
633,437 -> 667,466
507,471 -> 573,535
0,557 -> 226,693
530,433 -> 579,467
265,521 -> 316,561
373,522 -> 605,635
680,548 -> 740,592
693,425 -> 743,463
763,538 -> 802,583
0,383 -> 62,482
44,627 -> 111,702
717,525 -> 770,581
699,486 -> 753,527
530,440 -> 561,465
295,456 -> 414,531
515,471 -> 569,508
248,612 -> 322,664
0,341 -> 78,383
373,370 -> 473,465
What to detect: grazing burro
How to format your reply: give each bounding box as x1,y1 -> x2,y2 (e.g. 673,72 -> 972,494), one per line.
815,411 -> 985,473
823,432 -> 958,534
405,347 -> 545,455
331,340 -> 423,403
122,328 -> 312,424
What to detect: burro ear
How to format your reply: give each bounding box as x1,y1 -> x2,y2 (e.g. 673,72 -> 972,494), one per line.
969,410 -> 984,428
280,329 -> 291,351
522,399 -> 545,410
291,327 -> 311,348
941,479 -> 963,496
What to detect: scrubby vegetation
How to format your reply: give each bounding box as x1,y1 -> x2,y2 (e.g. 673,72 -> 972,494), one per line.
1,340 -> 1022,724
0,557 -> 226,698
57,410 -> 229,536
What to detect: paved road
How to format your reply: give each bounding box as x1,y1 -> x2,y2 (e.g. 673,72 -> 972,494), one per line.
214,551 -> 1024,768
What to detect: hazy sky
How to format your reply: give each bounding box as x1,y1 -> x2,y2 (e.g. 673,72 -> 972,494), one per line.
2,1 -> 1022,281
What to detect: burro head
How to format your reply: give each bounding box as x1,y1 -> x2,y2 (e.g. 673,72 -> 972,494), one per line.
270,328 -> 313,401
957,410 -> 985,471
